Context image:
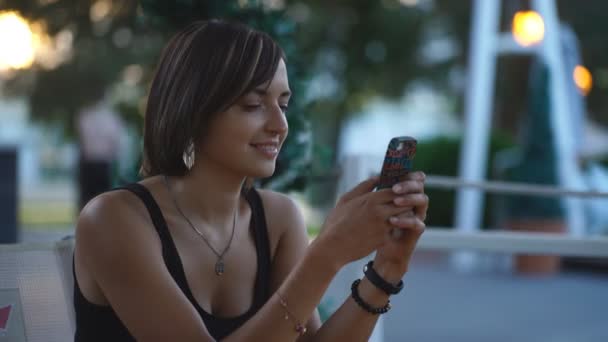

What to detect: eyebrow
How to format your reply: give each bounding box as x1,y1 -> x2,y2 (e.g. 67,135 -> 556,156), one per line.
253,88 -> 292,98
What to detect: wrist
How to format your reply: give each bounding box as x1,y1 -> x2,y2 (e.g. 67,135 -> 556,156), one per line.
358,276 -> 390,307
351,279 -> 391,315
371,258 -> 407,284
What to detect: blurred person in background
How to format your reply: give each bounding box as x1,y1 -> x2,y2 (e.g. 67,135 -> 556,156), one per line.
73,19 -> 428,342
76,96 -> 127,211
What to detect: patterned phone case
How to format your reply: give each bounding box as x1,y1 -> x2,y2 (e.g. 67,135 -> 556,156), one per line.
376,136 -> 417,190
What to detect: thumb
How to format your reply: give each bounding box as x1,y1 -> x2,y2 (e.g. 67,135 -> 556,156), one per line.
339,175 -> 380,203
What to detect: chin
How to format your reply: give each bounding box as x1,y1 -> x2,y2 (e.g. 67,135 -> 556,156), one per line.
252,166 -> 276,179
244,162 -> 276,179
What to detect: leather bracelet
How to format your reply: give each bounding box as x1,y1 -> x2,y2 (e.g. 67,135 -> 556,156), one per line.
351,279 -> 391,315
363,260 -> 404,295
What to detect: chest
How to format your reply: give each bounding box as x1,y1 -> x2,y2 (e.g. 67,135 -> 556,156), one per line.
163,208 -> 278,318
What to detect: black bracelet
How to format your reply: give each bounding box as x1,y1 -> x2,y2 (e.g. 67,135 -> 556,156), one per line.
363,260 -> 404,296
350,279 -> 391,315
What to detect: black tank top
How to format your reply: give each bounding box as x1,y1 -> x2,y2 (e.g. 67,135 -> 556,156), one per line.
73,183 -> 273,341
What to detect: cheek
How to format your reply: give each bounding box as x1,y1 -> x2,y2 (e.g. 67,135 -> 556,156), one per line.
204,121 -> 254,154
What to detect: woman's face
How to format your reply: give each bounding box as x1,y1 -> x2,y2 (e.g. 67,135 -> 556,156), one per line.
198,59 -> 290,179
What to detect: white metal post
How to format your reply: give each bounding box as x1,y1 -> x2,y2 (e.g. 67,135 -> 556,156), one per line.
453,0 -> 501,270
532,0 -> 586,236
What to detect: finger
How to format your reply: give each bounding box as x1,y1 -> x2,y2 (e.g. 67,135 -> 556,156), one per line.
377,202 -> 415,222
391,179 -> 424,195
393,193 -> 427,207
411,171 -> 426,182
388,211 -> 415,235
390,228 -> 404,239
366,187 -> 400,205
388,215 -> 426,231
394,171 -> 425,184
339,175 -> 380,203
413,193 -> 429,221
393,209 -> 415,219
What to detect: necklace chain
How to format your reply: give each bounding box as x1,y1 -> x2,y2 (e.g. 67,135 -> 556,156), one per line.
162,175 -> 237,275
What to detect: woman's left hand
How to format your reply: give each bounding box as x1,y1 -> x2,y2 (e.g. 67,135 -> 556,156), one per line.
373,171 -> 428,280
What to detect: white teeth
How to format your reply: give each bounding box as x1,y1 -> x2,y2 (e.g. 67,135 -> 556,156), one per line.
255,145 -> 278,152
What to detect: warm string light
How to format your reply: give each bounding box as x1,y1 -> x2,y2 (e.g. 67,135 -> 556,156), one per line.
573,65 -> 593,96
0,11 -> 35,70
512,10 -> 545,47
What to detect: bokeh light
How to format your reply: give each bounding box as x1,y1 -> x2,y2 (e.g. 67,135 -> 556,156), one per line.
573,65 -> 593,96
0,11 -> 35,70
512,10 -> 545,47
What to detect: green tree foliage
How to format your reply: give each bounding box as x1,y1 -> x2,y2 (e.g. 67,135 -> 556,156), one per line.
6,0 -> 607,194
289,1 -> 431,166
2,0 -> 312,191
1,0 -> 161,131
415,134 -> 515,229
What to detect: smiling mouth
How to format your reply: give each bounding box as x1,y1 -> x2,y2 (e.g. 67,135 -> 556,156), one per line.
250,143 -> 279,158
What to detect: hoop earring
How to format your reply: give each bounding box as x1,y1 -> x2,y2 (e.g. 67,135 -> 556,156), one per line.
183,142 -> 195,170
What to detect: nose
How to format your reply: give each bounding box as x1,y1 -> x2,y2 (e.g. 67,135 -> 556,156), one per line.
266,104 -> 288,135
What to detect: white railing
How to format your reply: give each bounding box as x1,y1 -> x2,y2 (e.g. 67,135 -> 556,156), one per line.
420,175 -> 608,257
426,175 -> 608,199
418,228 -> 608,257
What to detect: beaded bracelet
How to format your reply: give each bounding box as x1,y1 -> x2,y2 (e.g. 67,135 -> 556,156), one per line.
351,279 -> 392,315
276,291 -> 307,337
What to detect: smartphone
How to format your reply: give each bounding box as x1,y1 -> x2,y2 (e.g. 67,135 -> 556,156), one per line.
376,136 -> 417,190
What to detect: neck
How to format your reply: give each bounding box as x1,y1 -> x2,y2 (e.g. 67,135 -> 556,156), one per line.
165,160 -> 246,229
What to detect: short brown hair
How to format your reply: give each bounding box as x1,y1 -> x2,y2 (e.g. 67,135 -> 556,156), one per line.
141,19 -> 285,177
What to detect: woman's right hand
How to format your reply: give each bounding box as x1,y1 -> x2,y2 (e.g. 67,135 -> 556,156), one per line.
314,176 -> 412,268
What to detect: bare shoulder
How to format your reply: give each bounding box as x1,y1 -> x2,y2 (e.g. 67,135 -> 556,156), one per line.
254,188 -> 305,234
75,188 -> 211,340
78,189 -> 148,225
75,188 -> 160,264
254,189 -> 308,262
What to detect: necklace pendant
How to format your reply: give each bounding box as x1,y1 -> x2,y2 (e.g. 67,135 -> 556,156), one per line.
215,259 -> 225,276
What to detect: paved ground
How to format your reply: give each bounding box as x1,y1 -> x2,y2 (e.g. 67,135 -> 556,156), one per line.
382,254 -> 608,342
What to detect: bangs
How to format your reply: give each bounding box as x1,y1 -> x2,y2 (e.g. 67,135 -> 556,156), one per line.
214,28 -> 285,112
244,34 -> 285,91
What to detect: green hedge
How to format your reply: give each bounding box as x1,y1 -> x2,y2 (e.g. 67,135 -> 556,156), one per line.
415,133 -> 515,229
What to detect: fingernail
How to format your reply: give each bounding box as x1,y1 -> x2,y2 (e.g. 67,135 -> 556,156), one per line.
392,184 -> 402,193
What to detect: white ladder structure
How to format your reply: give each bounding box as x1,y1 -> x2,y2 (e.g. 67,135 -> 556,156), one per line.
453,0 -> 588,269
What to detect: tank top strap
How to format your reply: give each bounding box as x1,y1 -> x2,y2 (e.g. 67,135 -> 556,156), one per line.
116,183 -> 189,291
244,188 -> 273,306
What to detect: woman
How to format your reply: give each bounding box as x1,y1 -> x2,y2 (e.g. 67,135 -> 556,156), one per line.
73,19 -> 428,341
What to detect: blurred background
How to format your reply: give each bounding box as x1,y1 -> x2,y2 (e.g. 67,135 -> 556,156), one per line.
1,0 -> 608,341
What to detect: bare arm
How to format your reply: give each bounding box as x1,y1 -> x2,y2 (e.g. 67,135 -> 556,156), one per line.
311,262 -> 400,341
314,172 -> 428,341
255,191 -> 399,342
